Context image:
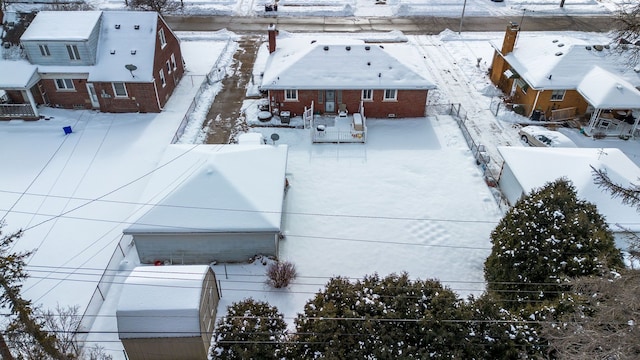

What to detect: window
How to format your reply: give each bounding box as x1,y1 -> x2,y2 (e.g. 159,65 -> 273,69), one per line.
112,82 -> 128,97
55,79 -> 74,90
158,28 -> 167,48
515,79 -> 528,94
166,60 -> 172,74
159,69 -> 166,87
550,89 -> 565,101
384,89 -> 397,101
285,89 -> 297,101
66,44 -> 80,60
362,89 -> 373,101
170,53 -> 177,70
318,90 -> 324,104
39,44 -> 50,56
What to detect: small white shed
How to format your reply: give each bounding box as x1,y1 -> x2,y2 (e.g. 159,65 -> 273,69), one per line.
123,144 -> 289,264
117,265 -> 219,360
497,146 -> 640,249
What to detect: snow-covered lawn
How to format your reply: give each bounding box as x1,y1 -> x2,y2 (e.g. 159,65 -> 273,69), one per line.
1,18 -> 640,360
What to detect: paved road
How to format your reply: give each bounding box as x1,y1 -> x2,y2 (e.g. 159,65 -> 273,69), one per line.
165,15 -> 617,34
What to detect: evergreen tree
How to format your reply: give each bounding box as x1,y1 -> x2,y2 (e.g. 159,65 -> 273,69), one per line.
211,298 -> 287,360
484,179 -> 623,309
0,226 -> 68,359
292,273 -> 469,359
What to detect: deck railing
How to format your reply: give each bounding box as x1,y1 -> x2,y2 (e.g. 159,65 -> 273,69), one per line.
0,104 -> 38,119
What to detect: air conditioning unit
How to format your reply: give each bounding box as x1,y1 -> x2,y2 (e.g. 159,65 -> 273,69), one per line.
387,113 -> 396,118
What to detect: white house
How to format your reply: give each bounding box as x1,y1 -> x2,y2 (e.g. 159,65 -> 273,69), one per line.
497,146 -> 640,249
123,143 -> 289,264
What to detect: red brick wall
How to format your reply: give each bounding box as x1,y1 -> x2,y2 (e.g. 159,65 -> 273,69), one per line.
39,79 -> 93,109
92,82 -> 160,113
269,89 -> 428,118
152,15 -> 185,109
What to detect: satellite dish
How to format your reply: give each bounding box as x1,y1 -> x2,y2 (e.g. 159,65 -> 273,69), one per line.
270,133 -> 280,144
125,64 -> 138,78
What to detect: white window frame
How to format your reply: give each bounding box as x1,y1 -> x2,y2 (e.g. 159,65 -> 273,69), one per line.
516,79 -> 528,94
159,69 -> 166,87
112,82 -> 128,97
39,44 -> 50,57
166,60 -> 172,74
285,89 -> 298,101
550,89 -> 565,101
361,89 -> 373,101
158,28 -> 167,48
383,89 -> 397,101
66,44 -> 81,60
170,53 -> 177,70
55,78 -> 74,90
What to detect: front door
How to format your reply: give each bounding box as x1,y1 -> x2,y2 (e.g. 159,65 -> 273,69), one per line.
86,83 -> 100,108
325,90 -> 335,113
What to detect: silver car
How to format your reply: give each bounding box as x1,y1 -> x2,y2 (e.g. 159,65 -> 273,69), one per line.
519,126 -> 577,148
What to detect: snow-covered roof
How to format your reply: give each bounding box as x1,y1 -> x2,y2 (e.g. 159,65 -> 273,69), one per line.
20,11 -> 102,41
494,34 -> 640,90
498,146 -> 640,233
261,35 -> 436,90
88,11 -> 158,82
577,66 -> 640,109
0,60 -> 39,89
116,265 -> 209,339
123,144 -> 288,234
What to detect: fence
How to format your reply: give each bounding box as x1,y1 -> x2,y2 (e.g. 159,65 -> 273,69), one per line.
75,235 -> 133,347
428,103 -> 507,208
171,38 -> 232,144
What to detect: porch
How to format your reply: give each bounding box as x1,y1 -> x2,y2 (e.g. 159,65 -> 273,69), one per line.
0,103 -> 39,120
304,101 -> 367,144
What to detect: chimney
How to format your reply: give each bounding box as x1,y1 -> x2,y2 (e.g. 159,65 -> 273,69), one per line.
501,21 -> 520,55
268,24 -> 278,54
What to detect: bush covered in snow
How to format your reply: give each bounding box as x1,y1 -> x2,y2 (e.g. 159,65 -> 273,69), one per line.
292,273 -> 473,358
484,179 -> 624,309
211,299 -> 287,360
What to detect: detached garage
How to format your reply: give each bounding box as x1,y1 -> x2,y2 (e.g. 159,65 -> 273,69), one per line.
497,146 -> 640,248
117,265 -> 220,360
123,144 -> 289,264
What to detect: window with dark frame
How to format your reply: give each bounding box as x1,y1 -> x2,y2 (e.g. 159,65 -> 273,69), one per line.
66,44 -> 80,60
39,44 -> 50,56
112,82 -> 128,97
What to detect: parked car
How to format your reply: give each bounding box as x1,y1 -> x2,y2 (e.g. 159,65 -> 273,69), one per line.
518,126 -> 577,148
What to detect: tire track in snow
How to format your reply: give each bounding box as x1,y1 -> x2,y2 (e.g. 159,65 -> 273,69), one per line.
413,35 -> 517,170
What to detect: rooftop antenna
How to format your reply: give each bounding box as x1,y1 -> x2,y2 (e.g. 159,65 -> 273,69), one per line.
597,148 -> 608,160
125,64 -> 138,78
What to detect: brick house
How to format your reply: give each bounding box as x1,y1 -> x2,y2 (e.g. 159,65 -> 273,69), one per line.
489,22 -> 640,135
258,25 -> 436,119
0,10 -> 184,118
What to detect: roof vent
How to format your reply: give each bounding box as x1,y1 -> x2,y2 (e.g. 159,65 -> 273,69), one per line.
585,45 -> 592,50
616,84 -> 623,90
346,46 -> 351,51
367,62 -> 371,66
134,25 -> 140,30
604,44 -> 610,49
593,45 -> 604,51
323,46 -> 329,51
634,67 -> 640,73
311,40 -> 316,44
115,24 -> 121,29
365,46 -> 370,50
552,39 -> 558,43
379,45 -> 384,49
557,43 -> 564,47
555,52 -> 563,56
110,49 -> 116,55
131,50 -> 137,55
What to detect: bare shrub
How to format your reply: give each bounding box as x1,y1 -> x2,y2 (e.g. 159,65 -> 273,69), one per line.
266,261 -> 297,288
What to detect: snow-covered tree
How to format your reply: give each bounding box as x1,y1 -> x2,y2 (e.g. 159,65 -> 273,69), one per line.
484,179 -> 624,309
613,2 -> 640,62
211,298 -> 287,360
128,0 -> 179,14
292,273 -> 469,359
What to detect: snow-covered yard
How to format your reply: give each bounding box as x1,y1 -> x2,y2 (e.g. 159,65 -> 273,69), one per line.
1,7 -> 640,358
